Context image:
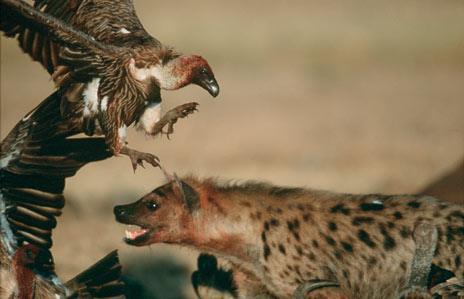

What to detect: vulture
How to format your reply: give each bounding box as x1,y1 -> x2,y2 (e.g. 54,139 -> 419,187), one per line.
0,243 -> 124,298
0,0 -> 219,170
0,87 -> 124,297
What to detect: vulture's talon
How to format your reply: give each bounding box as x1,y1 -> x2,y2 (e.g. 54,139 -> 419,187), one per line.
123,147 -> 159,172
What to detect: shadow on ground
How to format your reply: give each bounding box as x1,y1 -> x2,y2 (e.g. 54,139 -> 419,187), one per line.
123,255 -> 192,299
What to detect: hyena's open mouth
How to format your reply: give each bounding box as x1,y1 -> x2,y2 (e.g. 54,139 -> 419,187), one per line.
123,225 -> 152,246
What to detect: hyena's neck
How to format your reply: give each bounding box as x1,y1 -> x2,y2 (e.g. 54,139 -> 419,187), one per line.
184,180 -> 265,263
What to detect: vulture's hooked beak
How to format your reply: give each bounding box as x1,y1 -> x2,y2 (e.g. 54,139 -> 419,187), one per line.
198,77 -> 220,97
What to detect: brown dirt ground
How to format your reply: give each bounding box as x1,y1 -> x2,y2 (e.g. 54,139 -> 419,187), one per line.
1,1 -> 463,297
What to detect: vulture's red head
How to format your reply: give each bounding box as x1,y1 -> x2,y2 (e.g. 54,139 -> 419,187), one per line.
129,54 -> 219,97
177,55 -> 219,97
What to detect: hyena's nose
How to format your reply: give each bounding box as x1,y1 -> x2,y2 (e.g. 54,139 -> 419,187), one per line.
113,205 -> 126,218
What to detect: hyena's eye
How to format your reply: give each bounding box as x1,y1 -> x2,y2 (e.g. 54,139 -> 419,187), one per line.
145,201 -> 159,211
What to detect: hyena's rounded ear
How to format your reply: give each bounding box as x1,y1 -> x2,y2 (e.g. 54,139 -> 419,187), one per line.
172,173 -> 200,212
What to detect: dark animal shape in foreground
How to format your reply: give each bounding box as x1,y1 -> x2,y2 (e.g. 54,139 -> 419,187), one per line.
191,253 -> 237,299
1,92 -> 124,297
114,176 -> 463,298
0,242 -> 124,298
1,0 -> 219,170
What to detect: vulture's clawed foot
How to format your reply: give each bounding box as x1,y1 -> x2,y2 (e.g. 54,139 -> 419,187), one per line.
120,146 -> 159,172
152,102 -> 199,139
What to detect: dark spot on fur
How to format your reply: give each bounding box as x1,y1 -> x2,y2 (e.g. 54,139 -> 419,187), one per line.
293,219 -> 300,229
295,245 -> 303,256
324,235 -> 337,246
297,204 -> 305,211
287,219 -> 301,241
307,252 -> 316,261
261,231 -> 266,243
287,220 -> 294,231
352,216 -> 375,226
407,201 -> 421,208
343,270 -> 350,279
334,250 -> 343,260
393,211 -> 403,219
433,211 -> 441,217
358,229 -> 376,248
400,261 -> 407,271
400,226 -> 411,239
303,213 -> 312,222
312,240 -> 319,248
264,221 -> 270,231
328,222 -> 338,231
270,218 -> 280,227
360,202 -> 384,211
387,221 -> 395,228
368,256 -> 377,266
240,201 -> 251,207
341,241 -> 353,252
293,232 -> 301,241
379,223 -> 396,250
276,208 -> 283,214
278,244 -> 286,255
446,226 -> 455,243
263,244 -> 271,260
455,255 -> 461,268
330,203 -> 351,215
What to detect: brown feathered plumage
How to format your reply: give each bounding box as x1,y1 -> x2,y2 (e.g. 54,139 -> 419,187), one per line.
0,93 -> 124,298
0,243 -> 125,298
1,0 -> 219,169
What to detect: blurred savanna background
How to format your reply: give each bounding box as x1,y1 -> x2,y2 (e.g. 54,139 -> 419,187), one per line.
1,0 -> 463,297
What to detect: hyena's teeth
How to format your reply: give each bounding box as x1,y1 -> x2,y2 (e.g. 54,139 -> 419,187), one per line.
125,228 -> 149,240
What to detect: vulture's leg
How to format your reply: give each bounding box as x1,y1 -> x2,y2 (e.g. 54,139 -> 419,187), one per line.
119,146 -> 159,172
151,102 -> 199,138
399,221 -> 438,299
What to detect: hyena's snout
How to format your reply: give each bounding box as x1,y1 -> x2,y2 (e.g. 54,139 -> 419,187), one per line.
114,203 -> 138,224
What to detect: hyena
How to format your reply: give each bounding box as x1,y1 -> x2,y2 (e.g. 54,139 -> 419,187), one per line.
113,176 -> 463,299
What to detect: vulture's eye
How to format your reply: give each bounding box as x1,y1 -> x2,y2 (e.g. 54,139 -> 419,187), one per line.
146,201 -> 158,211
200,68 -> 208,75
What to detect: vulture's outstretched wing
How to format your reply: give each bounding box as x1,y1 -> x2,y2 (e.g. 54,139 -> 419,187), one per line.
0,92 -> 121,297
1,0 -> 160,78
1,91 -> 111,251
0,0 -> 126,85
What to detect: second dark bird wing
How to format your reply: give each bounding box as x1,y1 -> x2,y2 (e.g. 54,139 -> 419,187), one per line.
0,90 -> 111,251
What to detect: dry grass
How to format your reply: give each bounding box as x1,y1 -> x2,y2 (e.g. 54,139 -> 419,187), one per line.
1,0 -> 463,297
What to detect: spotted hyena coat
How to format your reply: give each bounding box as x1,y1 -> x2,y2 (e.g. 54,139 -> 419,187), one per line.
114,177 -> 464,299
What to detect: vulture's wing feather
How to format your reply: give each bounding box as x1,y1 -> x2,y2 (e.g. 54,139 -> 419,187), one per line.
1,0 -> 161,77
64,250 -> 125,298
1,91 -> 111,251
0,0 -> 125,85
